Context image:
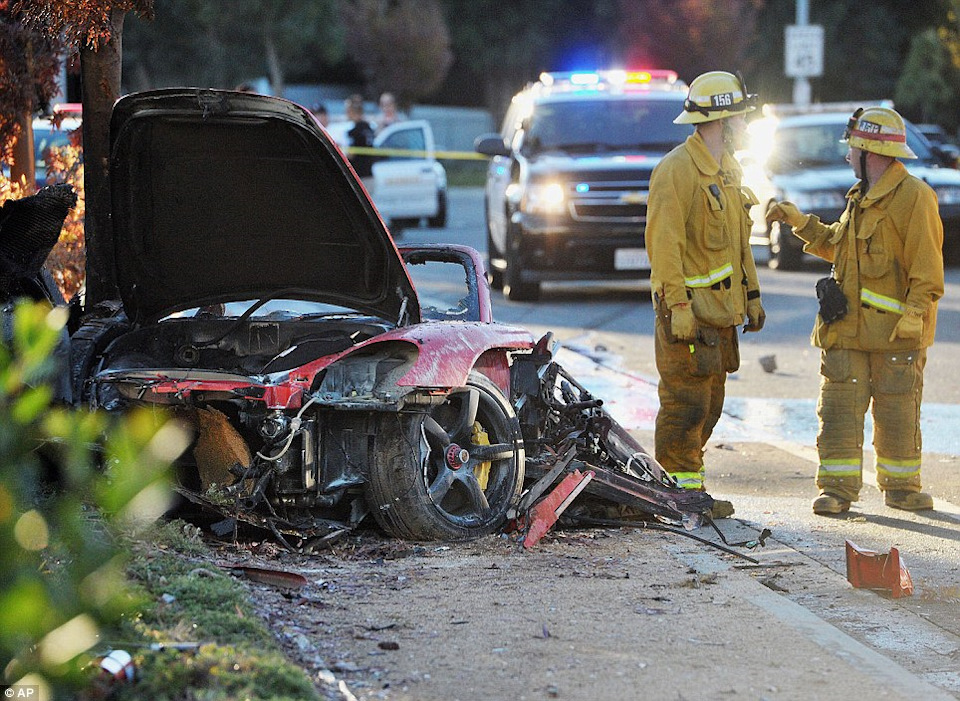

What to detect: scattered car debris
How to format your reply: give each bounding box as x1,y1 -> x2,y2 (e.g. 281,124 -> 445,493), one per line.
0,184 -> 76,402
225,565 -> 310,590
0,183 -> 75,303
95,648 -> 135,682
516,469 -> 595,548
845,539 -> 914,598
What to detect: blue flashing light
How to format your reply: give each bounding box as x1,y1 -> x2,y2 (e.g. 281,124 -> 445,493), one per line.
576,183 -> 590,193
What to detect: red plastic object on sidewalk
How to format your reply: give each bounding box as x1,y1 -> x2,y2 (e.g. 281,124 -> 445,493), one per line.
521,469 -> 595,549
845,539 -> 914,598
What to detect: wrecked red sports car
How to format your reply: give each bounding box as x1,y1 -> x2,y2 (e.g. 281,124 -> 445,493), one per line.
64,89 -> 712,545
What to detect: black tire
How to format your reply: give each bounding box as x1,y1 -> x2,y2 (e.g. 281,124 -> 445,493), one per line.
366,371 -> 525,541
503,259 -> 540,301
769,221 -> 802,271
427,189 -> 448,228
502,222 -> 540,301
69,315 -> 131,406
486,225 -> 504,290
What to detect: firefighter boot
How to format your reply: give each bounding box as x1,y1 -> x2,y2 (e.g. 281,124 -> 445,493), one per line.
884,490 -> 934,511
813,492 -> 851,515
709,499 -> 735,520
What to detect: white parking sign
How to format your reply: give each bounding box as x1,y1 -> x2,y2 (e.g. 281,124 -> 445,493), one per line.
785,25 -> 824,78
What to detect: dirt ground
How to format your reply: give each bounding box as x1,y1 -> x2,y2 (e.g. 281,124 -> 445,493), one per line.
192,432 -> 960,701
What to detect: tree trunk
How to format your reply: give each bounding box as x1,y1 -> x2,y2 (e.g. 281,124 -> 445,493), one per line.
10,36 -> 36,190
80,8 -> 125,306
9,112 -> 36,189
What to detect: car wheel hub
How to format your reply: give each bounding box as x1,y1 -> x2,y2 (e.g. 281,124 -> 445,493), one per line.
445,444 -> 470,469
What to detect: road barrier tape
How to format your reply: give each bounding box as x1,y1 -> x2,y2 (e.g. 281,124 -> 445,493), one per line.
346,145 -> 489,161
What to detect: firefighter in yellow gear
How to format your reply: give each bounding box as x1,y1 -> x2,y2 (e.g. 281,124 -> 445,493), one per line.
766,106 -> 944,515
646,71 -> 765,519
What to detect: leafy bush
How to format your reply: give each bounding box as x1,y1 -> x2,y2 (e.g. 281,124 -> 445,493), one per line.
0,301 -> 185,695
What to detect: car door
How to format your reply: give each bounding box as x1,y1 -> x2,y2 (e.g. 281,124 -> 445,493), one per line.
371,120 -> 439,222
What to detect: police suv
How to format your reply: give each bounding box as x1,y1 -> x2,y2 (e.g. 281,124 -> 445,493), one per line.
474,70 -> 693,300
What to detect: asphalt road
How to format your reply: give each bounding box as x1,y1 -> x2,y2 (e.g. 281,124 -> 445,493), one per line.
388,187 -> 960,699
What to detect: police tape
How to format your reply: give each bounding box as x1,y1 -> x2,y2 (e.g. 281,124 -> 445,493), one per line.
344,145 -> 489,161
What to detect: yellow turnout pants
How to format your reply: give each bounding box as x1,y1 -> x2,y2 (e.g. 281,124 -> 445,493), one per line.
654,318 -> 739,489
816,348 -> 925,501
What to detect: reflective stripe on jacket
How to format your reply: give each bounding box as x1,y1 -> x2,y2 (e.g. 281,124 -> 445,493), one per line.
647,132 -> 760,328
793,161 -> 944,351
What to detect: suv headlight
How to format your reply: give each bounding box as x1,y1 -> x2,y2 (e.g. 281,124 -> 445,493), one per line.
523,182 -> 566,215
934,186 -> 960,205
784,190 -> 846,211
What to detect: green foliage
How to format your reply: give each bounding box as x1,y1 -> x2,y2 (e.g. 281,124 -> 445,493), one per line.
0,301 -> 181,694
128,644 -> 318,701
896,29 -> 958,128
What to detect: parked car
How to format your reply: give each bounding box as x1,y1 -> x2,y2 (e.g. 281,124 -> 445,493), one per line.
741,106 -> 960,269
325,118 -> 447,231
64,88 -> 710,544
913,123 -> 960,167
474,70 -> 692,301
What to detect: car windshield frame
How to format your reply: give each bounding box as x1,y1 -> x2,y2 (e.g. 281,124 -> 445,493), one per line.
522,97 -> 692,154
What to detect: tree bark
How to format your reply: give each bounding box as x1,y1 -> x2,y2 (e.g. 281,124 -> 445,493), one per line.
10,36 -> 36,190
9,112 -> 36,189
80,8 -> 125,306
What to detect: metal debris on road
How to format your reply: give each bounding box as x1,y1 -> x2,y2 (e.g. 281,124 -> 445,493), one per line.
845,540 -> 914,598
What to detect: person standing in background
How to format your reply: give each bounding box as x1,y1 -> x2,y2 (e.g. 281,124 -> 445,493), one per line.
312,104 -> 330,128
345,94 -> 376,190
376,92 -> 402,132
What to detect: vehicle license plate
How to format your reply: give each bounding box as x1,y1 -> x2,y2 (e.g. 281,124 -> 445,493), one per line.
614,248 -> 650,270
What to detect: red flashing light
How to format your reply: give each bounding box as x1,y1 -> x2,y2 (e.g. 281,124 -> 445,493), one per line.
626,69 -> 678,84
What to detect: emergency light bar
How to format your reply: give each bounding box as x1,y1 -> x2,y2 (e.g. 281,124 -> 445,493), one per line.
537,69 -> 685,93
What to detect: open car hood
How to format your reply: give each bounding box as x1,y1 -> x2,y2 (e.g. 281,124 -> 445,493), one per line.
107,88 -> 418,323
